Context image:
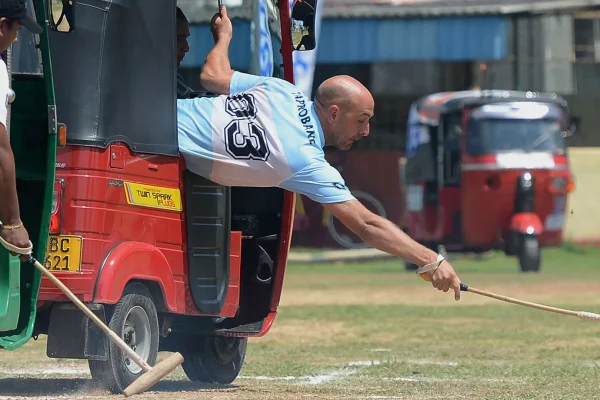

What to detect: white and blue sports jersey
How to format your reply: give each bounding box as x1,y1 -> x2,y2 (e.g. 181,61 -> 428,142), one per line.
177,71 -> 355,204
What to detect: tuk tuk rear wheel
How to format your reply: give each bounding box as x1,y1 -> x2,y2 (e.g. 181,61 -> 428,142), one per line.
88,283 -> 159,394
519,235 -> 541,273
182,336 -> 247,384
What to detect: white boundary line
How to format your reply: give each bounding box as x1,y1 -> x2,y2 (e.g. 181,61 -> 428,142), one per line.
0,367 -> 89,376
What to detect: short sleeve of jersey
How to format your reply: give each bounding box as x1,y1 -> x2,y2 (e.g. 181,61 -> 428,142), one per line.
280,161 -> 356,204
0,60 -> 9,128
229,71 -> 267,94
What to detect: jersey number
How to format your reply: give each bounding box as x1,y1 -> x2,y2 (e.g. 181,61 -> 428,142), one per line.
224,93 -> 270,161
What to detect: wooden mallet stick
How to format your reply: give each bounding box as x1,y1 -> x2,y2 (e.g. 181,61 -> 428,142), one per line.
459,283 -> 600,321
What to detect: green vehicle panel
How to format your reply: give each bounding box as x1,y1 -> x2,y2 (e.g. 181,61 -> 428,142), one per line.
0,0 -> 57,350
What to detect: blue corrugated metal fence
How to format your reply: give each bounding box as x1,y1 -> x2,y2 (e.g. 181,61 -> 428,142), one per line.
181,16 -> 509,69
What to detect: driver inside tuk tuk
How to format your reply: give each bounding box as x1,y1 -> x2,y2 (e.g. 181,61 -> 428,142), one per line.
176,6 -> 194,99
177,6 -> 463,300
177,6 -> 216,99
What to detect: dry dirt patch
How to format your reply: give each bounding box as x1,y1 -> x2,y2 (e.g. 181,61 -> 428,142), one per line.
279,282 -> 600,307
257,319 -> 352,345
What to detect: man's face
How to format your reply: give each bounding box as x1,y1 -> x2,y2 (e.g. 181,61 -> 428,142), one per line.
329,96 -> 374,151
0,18 -> 21,54
177,20 -> 190,67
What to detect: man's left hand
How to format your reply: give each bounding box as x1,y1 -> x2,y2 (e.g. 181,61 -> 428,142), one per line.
210,5 -> 233,44
425,260 -> 462,301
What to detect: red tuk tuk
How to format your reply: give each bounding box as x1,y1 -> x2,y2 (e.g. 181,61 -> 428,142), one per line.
0,0 -> 316,394
403,90 -> 576,273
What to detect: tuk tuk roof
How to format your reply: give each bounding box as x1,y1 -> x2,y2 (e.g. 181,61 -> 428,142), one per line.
412,90 -> 568,126
49,0 -> 179,156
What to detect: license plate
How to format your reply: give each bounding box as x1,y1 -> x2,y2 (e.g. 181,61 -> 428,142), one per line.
45,235 -> 83,273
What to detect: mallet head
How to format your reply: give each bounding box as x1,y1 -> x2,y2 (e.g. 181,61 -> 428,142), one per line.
123,352 -> 185,397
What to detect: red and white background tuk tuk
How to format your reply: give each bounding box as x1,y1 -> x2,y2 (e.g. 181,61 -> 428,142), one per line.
403,90 -> 576,272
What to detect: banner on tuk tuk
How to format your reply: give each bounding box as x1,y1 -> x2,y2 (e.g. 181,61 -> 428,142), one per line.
124,182 -> 182,212
252,0 -> 274,77
406,104 -> 431,158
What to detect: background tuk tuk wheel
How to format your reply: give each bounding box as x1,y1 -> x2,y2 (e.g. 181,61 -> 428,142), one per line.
518,235 -> 541,273
88,282 -> 160,394
182,336 -> 247,384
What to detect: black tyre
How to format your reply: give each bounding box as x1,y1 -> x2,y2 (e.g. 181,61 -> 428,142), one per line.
182,336 -> 247,384
88,283 -> 159,394
519,235 -> 541,273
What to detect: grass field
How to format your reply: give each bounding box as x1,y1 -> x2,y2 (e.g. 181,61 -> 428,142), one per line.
1,245 -> 600,399
292,30 -> 309,50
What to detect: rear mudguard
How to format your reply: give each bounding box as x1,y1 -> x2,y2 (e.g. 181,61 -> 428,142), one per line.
93,242 -> 177,311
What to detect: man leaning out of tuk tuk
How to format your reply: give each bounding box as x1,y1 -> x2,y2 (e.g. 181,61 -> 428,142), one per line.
177,6 -> 463,300
0,0 -> 42,257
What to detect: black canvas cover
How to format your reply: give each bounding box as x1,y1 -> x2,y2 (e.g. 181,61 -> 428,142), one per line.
48,0 -> 178,155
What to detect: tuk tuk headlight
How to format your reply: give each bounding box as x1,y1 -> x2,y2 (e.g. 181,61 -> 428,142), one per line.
522,173 -> 533,188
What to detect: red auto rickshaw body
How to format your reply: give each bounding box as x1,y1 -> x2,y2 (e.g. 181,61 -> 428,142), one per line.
4,0 -> 317,393
44,144 -> 297,324
460,154 -> 571,249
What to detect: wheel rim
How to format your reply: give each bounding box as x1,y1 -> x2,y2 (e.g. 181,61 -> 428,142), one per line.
209,337 -> 240,365
121,305 -> 152,375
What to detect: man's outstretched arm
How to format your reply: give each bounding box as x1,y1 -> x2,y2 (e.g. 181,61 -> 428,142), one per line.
200,6 -> 234,95
323,199 -> 462,300
279,161 -> 462,300
324,199 -> 436,265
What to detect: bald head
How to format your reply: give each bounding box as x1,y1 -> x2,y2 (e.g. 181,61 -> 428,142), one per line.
313,75 -> 374,150
314,75 -> 372,109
